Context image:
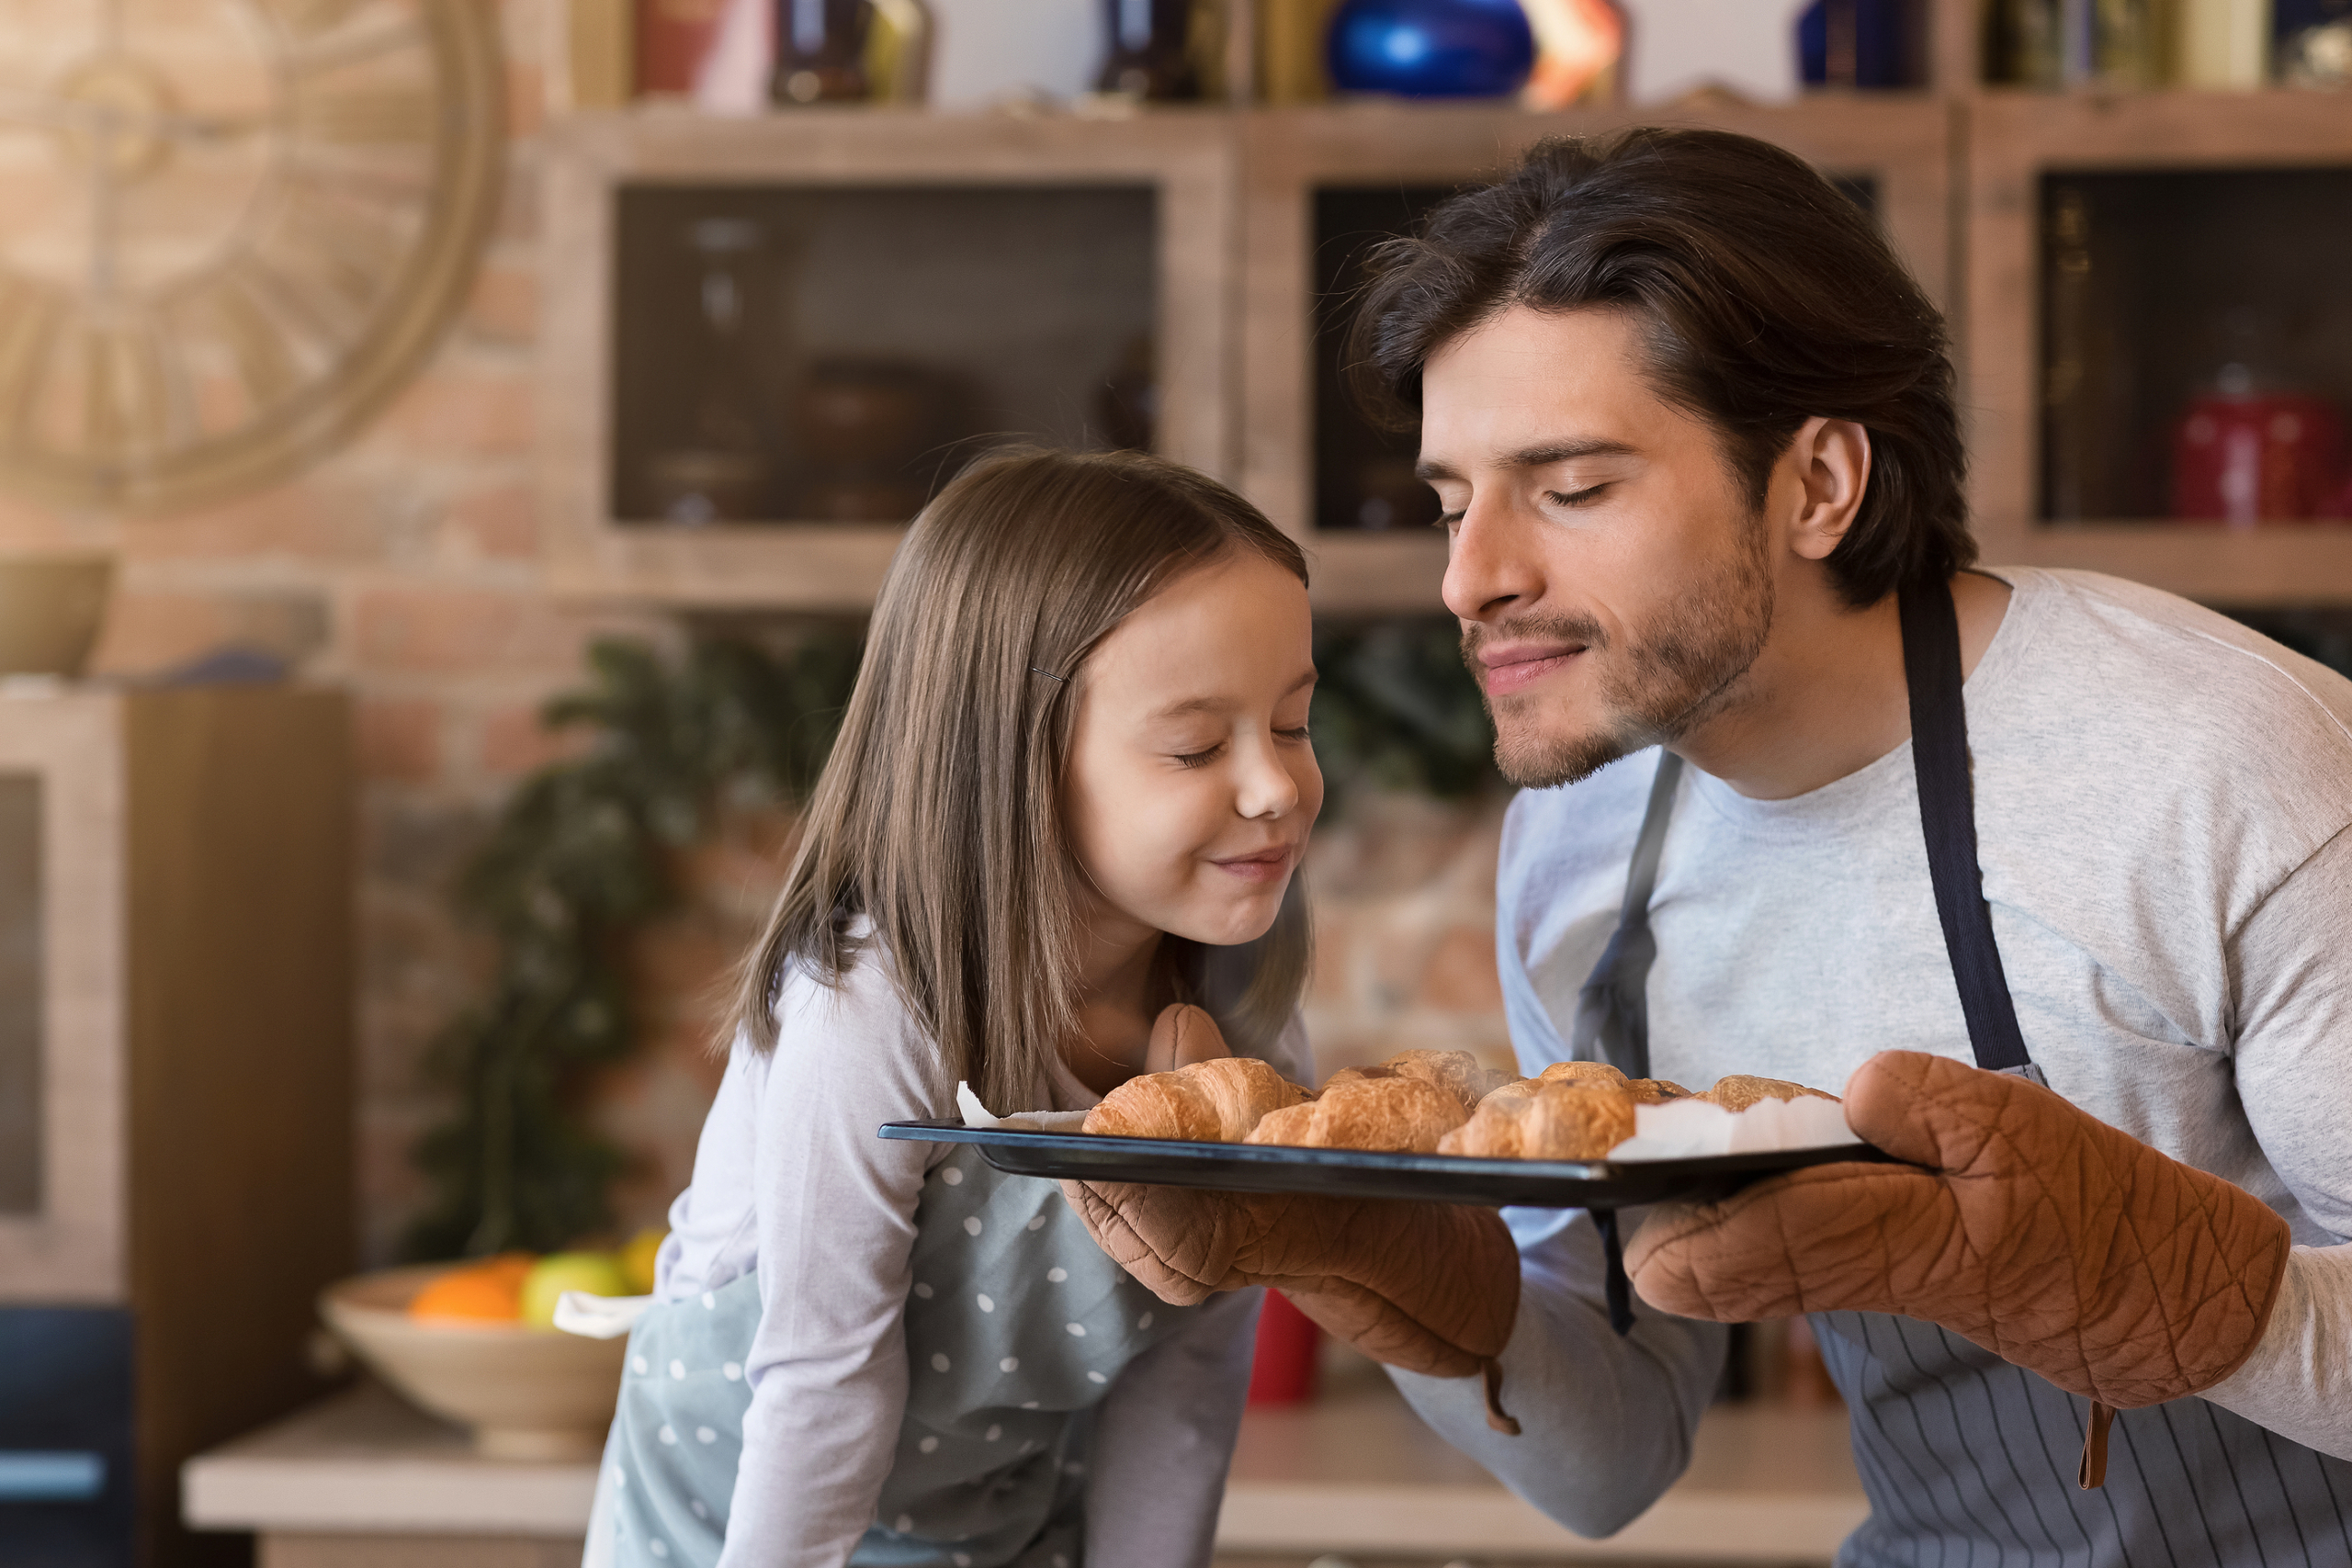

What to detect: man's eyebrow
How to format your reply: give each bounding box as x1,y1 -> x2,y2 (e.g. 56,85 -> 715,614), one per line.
1149,670 -> 1317,720
1415,438 -> 1640,483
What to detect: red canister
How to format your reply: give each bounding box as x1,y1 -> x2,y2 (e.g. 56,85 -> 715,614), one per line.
2170,391 -> 2348,526
1247,1289 -> 1322,1405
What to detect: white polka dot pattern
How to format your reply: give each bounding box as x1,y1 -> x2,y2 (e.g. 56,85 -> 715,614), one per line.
930,1352 -> 951,1372
695,1427 -> 717,1445
658,1425 -> 678,1446
721,1361 -> 741,1381
976,1292 -> 994,1312
999,1356 -> 1019,1372
668,1359 -> 686,1381
961,1216 -> 983,1236
918,1435 -> 939,1454
1046,1267 -> 1068,1283
913,1281 -> 934,1299
1064,1322 -> 1086,1337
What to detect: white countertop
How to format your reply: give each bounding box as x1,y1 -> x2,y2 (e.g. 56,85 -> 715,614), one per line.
186,1372 -> 1867,1563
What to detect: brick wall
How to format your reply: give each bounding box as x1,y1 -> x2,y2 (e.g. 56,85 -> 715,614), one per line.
1,0 -> 1510,1263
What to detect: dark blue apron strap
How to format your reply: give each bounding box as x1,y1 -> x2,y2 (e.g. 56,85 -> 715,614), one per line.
1896,578 -> 2043,1085
1570,750 -> 1683,1337
1569,750 -> 1686,1082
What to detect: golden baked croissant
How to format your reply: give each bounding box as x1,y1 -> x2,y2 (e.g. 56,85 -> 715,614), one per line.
1537,1060 -> 1626,1087
1702,1074 -> 1839,1111
1247,1076 -> 1466,1154
1627,1077 -> 1694,1104
1084,1056 -> 1309,1143
1326,1049 -> 1512,1118
1439,1078 -> 1637,1161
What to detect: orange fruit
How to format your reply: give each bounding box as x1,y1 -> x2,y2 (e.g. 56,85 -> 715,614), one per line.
408,1253 -> 535,1323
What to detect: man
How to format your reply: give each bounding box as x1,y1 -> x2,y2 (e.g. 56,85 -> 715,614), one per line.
1075,128 -> 2352,1562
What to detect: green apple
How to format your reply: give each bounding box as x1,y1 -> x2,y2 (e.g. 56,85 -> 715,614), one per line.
518,1250 -> 630,1329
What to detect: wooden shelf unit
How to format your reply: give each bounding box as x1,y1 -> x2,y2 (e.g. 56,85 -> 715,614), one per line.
536,39 -> 2352,611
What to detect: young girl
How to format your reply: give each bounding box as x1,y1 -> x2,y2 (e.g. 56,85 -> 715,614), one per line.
584,447 -> 1323,1568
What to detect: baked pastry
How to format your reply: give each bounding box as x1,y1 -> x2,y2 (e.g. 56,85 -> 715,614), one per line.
1537,1060 -> 1627,1087
1327,1049 -> 1512,1117
1247,1076 -> 1466,1154
1702,1074 -> 1839,1111
1626,1077 -> 1695,1105
1440,1079 -> 1637,1161
1084,1056 -> 1309,1143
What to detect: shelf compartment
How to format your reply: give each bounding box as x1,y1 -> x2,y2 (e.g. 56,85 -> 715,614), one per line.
1238,99 -> 1953,604
1968,90 -> 2352,594
540,108 -> 1236,609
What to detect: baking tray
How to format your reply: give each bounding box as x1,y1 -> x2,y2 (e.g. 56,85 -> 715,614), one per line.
876,1120 -> 1901,1210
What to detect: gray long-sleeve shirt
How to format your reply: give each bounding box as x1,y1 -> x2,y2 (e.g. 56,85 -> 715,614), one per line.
1395,568 -> 2352,1533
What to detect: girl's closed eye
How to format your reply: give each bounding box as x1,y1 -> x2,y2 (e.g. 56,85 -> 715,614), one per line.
1171,741 -> 1226,769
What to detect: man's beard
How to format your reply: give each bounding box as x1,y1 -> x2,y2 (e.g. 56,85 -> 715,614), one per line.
1464,525 -> 1775,790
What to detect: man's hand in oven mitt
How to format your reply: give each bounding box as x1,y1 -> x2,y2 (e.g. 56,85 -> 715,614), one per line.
1624,1049 -> 2291,1411
1061,1179 -> 1524,1432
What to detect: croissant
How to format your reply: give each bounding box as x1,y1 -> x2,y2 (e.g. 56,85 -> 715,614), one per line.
1537,1060 -> 1626,1087
1247,1076 -> 1466,1154
1702,1074 -> 1839,1111
1440,1079 -> 1637,1161
1627,1077 -> 1694,1105
1084,1056 -> 1309,1143
1326,1049 -> 1513,1117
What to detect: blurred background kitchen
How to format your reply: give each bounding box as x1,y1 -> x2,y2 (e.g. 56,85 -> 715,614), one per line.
0,0 -> 2346,1564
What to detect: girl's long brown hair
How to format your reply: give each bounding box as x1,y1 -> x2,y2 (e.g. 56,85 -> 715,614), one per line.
731,446 -> 1314,1113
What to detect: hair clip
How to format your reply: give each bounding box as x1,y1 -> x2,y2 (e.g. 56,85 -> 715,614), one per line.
1031,667 -> 1067,683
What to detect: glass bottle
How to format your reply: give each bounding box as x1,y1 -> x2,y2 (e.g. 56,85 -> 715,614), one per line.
646,217 -> 777,526
1095,0 -> 1199,98
772,0 -> 872,104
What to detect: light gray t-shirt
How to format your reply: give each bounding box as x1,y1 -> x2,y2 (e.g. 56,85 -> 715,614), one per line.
1389,567 -> 2352,1529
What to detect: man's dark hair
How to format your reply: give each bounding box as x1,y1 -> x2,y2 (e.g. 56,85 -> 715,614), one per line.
1349,127 -> 1973,606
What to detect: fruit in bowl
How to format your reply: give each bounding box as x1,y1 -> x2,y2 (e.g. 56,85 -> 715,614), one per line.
320,1240 -> 658,1461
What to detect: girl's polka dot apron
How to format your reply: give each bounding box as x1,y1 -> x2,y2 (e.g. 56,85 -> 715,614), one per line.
585,1144 -> 1195,1568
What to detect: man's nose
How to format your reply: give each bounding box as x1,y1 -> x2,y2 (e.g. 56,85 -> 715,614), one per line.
1442,495 -> 1540,623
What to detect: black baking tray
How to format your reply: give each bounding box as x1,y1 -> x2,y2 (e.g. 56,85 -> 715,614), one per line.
876,1120 -> 1901,1209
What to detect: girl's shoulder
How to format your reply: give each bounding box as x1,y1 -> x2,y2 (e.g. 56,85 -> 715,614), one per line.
764,926 -> 956,1116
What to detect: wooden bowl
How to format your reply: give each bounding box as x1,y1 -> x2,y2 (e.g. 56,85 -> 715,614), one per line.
0,555 -> 112,677
320,1264 -> 627,1461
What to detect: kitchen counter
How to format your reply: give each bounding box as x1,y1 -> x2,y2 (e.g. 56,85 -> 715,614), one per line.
186,1373 -> 1866,1567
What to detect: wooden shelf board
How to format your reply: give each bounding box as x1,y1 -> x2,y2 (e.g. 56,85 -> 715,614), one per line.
1986,523 -> 2352,604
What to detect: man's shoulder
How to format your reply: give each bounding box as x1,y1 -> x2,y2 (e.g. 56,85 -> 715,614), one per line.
1994,568 -> 2352,791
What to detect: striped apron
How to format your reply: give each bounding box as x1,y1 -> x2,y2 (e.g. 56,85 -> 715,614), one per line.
1574,577 -> 2352,1564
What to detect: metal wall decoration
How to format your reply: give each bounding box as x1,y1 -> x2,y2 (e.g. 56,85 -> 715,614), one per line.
0,0 -> 506,515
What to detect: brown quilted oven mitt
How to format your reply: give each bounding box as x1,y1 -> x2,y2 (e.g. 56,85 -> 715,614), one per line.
1063,1179 -> 1524,1432
1626,1050 -> 2291,1415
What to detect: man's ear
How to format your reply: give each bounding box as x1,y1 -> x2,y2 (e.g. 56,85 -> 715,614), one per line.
1787,417 -> 1872,563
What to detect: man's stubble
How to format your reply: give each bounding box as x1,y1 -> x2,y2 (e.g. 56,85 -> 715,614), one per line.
1466,518 -> 1776,790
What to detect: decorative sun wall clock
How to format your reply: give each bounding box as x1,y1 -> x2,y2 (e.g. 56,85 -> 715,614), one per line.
0,0 -> 504,514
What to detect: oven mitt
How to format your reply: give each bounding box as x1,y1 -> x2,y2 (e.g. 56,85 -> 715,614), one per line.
1625,1050 -> 2290,1448
1062,1178 -> 1525,1433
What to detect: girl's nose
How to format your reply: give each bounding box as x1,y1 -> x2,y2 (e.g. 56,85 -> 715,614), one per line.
1236,740 -> 1299,820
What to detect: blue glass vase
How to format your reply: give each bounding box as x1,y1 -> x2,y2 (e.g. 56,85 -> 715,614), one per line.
1326,0 -> 1537,98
